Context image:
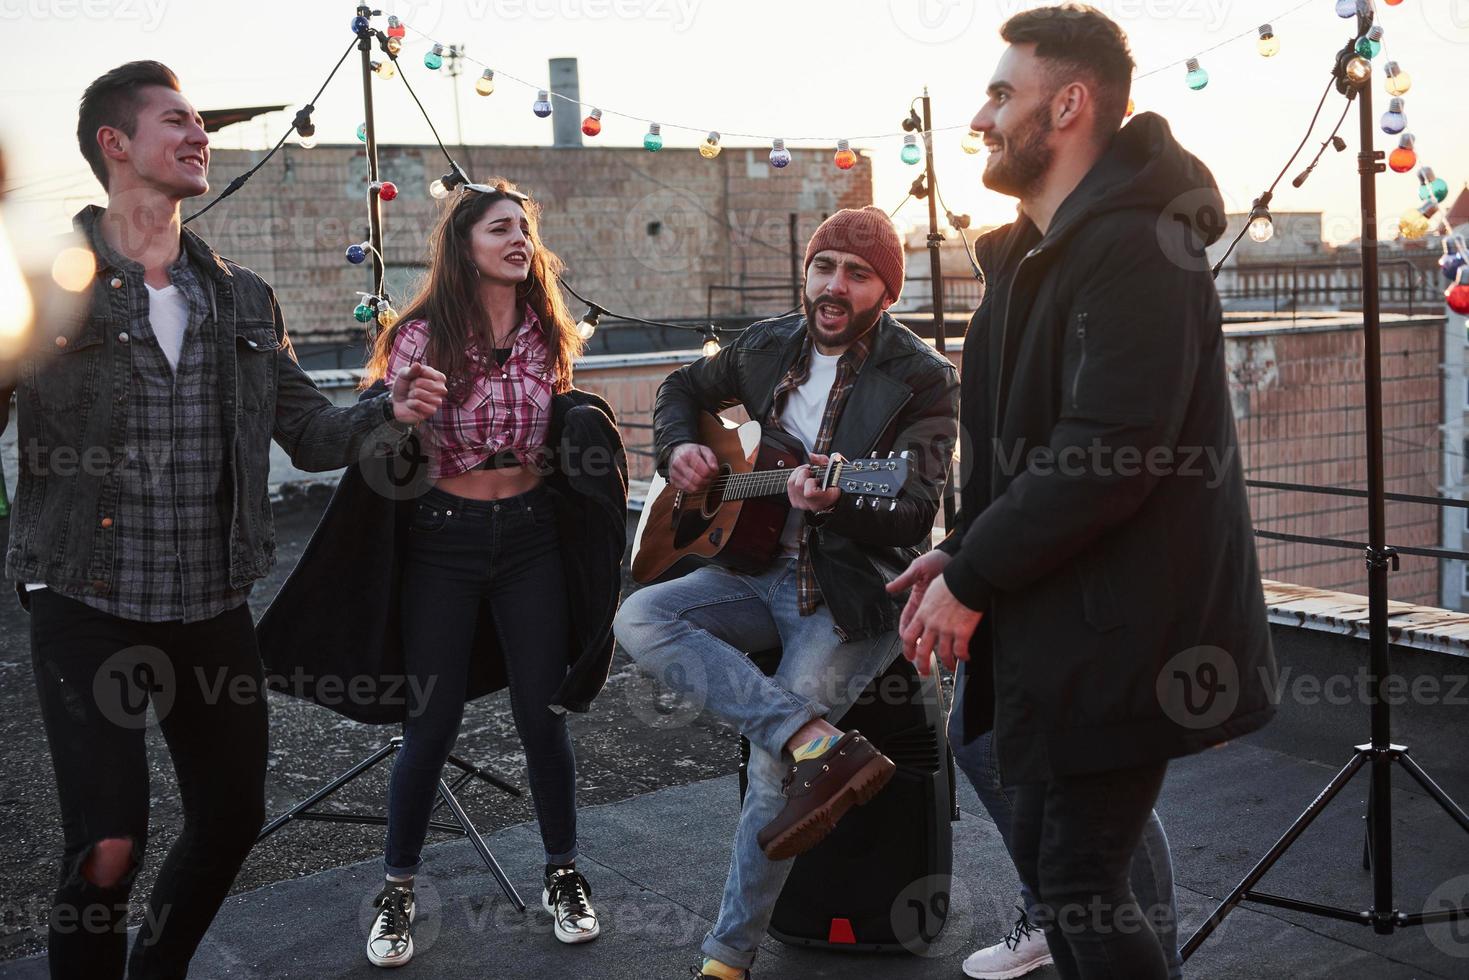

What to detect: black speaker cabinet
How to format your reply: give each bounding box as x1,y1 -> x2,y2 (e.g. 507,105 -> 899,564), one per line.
738,651 -> 954,954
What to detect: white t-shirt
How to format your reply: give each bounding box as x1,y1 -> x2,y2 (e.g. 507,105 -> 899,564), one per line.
778,349 -> 842,552
25,277 -> 191,592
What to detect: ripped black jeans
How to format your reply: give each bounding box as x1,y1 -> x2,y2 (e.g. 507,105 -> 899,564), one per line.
28,589 -> 268,980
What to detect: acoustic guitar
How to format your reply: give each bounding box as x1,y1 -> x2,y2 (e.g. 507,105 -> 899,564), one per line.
631,413 -> 912,583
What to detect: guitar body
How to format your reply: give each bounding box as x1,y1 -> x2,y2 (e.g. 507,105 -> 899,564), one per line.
631,416 -> 800,583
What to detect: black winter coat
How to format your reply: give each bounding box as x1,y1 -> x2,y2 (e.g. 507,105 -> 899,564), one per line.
256,385 -> 628,724
940,113 -> 1277,782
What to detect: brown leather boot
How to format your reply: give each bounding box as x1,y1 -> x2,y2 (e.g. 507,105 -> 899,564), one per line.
756,730 -> 895,861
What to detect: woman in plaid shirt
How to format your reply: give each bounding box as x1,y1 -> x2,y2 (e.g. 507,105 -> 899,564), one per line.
356,178 -> 600,967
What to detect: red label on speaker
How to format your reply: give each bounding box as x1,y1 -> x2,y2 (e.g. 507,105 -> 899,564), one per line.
828,918 -> 856,944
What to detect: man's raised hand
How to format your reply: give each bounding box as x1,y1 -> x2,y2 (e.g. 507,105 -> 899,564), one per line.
390,362 -> 447,425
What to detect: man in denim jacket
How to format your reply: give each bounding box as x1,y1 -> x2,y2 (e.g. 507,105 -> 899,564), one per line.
0,61 -> 445,980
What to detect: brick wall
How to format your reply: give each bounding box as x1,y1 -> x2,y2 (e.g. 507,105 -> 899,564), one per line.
192,144 -> 873,339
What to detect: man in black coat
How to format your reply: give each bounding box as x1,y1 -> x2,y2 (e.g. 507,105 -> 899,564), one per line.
890,7 -> 1277,979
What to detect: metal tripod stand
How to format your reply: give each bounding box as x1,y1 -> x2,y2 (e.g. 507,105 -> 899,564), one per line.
1182,22 -> 1469,958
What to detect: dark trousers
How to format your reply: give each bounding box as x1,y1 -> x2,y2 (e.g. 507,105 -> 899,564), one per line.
1011,762 -> 1170,980
28,589 -> 267,980
386,483 -> 577,875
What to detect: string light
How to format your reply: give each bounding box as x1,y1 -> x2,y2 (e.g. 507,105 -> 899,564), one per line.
643,122 -> 663,151
1247,195 -> 1275,243
1335,0 -> 1360,17
699,131 -> 721,159
1355,24 -> 1384,59
1400,199 -> 1436,240
582,107 -> 603,137
356,122 -> 368,142
371,59 -> 397,80
353,301 -> 375,322
900,133 -> 922,165
576,306 -> 601,341
1257,24 -> 1280,57
351,13 -> 369,33
1383,61 -> 1411,97
1417,166 -> 1449,203
1185,57 -> 1209,91
1388,133 -> 1416,172
1380,97 -> 1406,134
475,68 -> 495,96
1439,237 -> 1468,283
532,89 -> 552,118
961,129 -> 983,154
371,180 -> 398,201
345,241 -> 371,264
385,36 -> 402,57
833,139 -> 857,170
424,43 -> 444,70
701,327 -> 721,358
377,303 -> 400,328
386,15 -> 405,38
770,138 -> 791,169
1447,266 -> 1469,316
1344,53 -> 1372,84
1125,97 -> 1135,117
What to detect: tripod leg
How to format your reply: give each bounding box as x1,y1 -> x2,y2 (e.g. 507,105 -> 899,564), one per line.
1396,753 -> 1469,835
1181,750 -> 1368,961
435,778 -> 526,912
1362,790 -> 1373,871
258,741 -> 399,841
446,753 -> 523,797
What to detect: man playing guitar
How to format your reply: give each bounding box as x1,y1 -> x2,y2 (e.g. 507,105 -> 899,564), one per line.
614,207 -> 959,980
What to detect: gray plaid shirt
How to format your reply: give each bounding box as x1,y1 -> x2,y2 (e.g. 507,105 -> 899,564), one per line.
51,246 -> 249,623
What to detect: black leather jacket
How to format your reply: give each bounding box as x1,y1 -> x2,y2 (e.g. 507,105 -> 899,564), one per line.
653,312 -> 959,641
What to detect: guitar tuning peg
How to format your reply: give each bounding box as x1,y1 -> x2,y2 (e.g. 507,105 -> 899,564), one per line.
854,496 -> 865,509
900,450 -> 916,462
887,451 -> 898,458
888,498 -> 897,512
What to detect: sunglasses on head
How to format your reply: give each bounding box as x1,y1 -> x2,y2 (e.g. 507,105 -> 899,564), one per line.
462,183 -> 530,203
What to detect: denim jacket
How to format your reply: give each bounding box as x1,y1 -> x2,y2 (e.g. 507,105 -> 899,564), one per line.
1,206 -> 406,601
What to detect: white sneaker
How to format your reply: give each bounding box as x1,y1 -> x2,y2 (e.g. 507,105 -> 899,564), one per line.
962,907 -> 1053,979
542,867 -> 601,944
366,882 -> 417,968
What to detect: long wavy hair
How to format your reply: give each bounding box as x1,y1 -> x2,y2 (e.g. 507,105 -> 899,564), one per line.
363,177 -> 581,397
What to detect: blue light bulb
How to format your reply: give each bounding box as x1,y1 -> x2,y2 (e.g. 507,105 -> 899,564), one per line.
769,138 -> 792,169
345,242 -> 368,264
351,14 -> 369,33
1380,97 -> 1407,134
1335,0 -> 1359,17
533,89 -> 553,118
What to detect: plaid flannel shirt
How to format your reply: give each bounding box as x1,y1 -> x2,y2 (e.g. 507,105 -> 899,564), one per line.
769,328 -> 873,616
386,309 -> 556,479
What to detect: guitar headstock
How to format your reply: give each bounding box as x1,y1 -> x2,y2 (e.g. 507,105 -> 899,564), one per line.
828,451 -> 914,512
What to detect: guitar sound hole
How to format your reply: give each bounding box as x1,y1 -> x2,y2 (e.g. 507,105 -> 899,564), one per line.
699,464 -> 731,518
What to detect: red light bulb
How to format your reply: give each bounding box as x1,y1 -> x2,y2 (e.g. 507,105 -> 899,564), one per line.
581,108 -> 602,137
834,140 -> 857,170
376,180 -> 398,201
1448,270 -> 1469,316
1389,146 -> 1417,173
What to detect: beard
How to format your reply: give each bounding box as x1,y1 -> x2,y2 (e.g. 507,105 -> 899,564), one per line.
802,291 -> 885,350
981,102 -> 1054,198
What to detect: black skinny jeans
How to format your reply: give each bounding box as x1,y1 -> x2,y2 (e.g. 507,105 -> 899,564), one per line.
386,483 -> 577,875
28,589 -> 268,980
1011,762 -> 1171,980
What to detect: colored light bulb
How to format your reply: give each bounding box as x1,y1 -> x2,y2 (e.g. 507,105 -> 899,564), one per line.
1418,167 -> 1449,203
699,131 -> 721,159
386,15 -> 405,38
429,178 -> 449,200
345,242 -> 369,264
1380,98 -> 1406,134
1440,240 -> 1468,283
834,139 -> 857,170
1384,61 -> 1412,96
1185,58 -> 1208,91
1400,202 -> 1434,240
371,59 -> 396,80
424,43 -> 444,70
900,134 -> 922,166
961,129 -> 984,154
582,108 -> 602,137
353,303 -> 374,323
1344,55 -> 1372,85
351,14 -> 369,33
1356,24 -> 1384,59
1389,134 -> 1417,173
1386,0 -> 1405,5
356,122 -> 368,143
1125,98 -> 1135,117
374,181 -> 398,201
701,332 -> 721,358
376,304 -> 399,328
386,36 -> 402,56
770,138 -> 791,169
643,122 -> 663,152
1447,268 -> 1469,316
533,90 -> 552,118
1257,24 -> 1279,58
1335,0 -> 1360,17
475,69 -> 495,96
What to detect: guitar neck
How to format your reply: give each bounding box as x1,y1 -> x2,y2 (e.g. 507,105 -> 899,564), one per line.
720,462 -> 847,501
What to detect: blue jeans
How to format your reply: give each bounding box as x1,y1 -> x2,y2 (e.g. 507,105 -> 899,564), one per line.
948,663 -> 1183,979
614,557 -> 900,969
386,484 -> 578,875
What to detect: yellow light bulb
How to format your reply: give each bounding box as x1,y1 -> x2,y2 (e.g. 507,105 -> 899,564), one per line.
701,335 -> 721,358
475,69 -> 495,96
1345,55 -> 1372,85
699,132 -> 722,159
960,129 -> 983,154
1399,206 -> 1430,240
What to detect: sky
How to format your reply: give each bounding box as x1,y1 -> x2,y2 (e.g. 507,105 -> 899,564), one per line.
3,0 -> 1467,248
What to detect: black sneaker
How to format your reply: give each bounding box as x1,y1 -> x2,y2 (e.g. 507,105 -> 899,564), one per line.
542,867 -> 600,944
366,882 -> 416,968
